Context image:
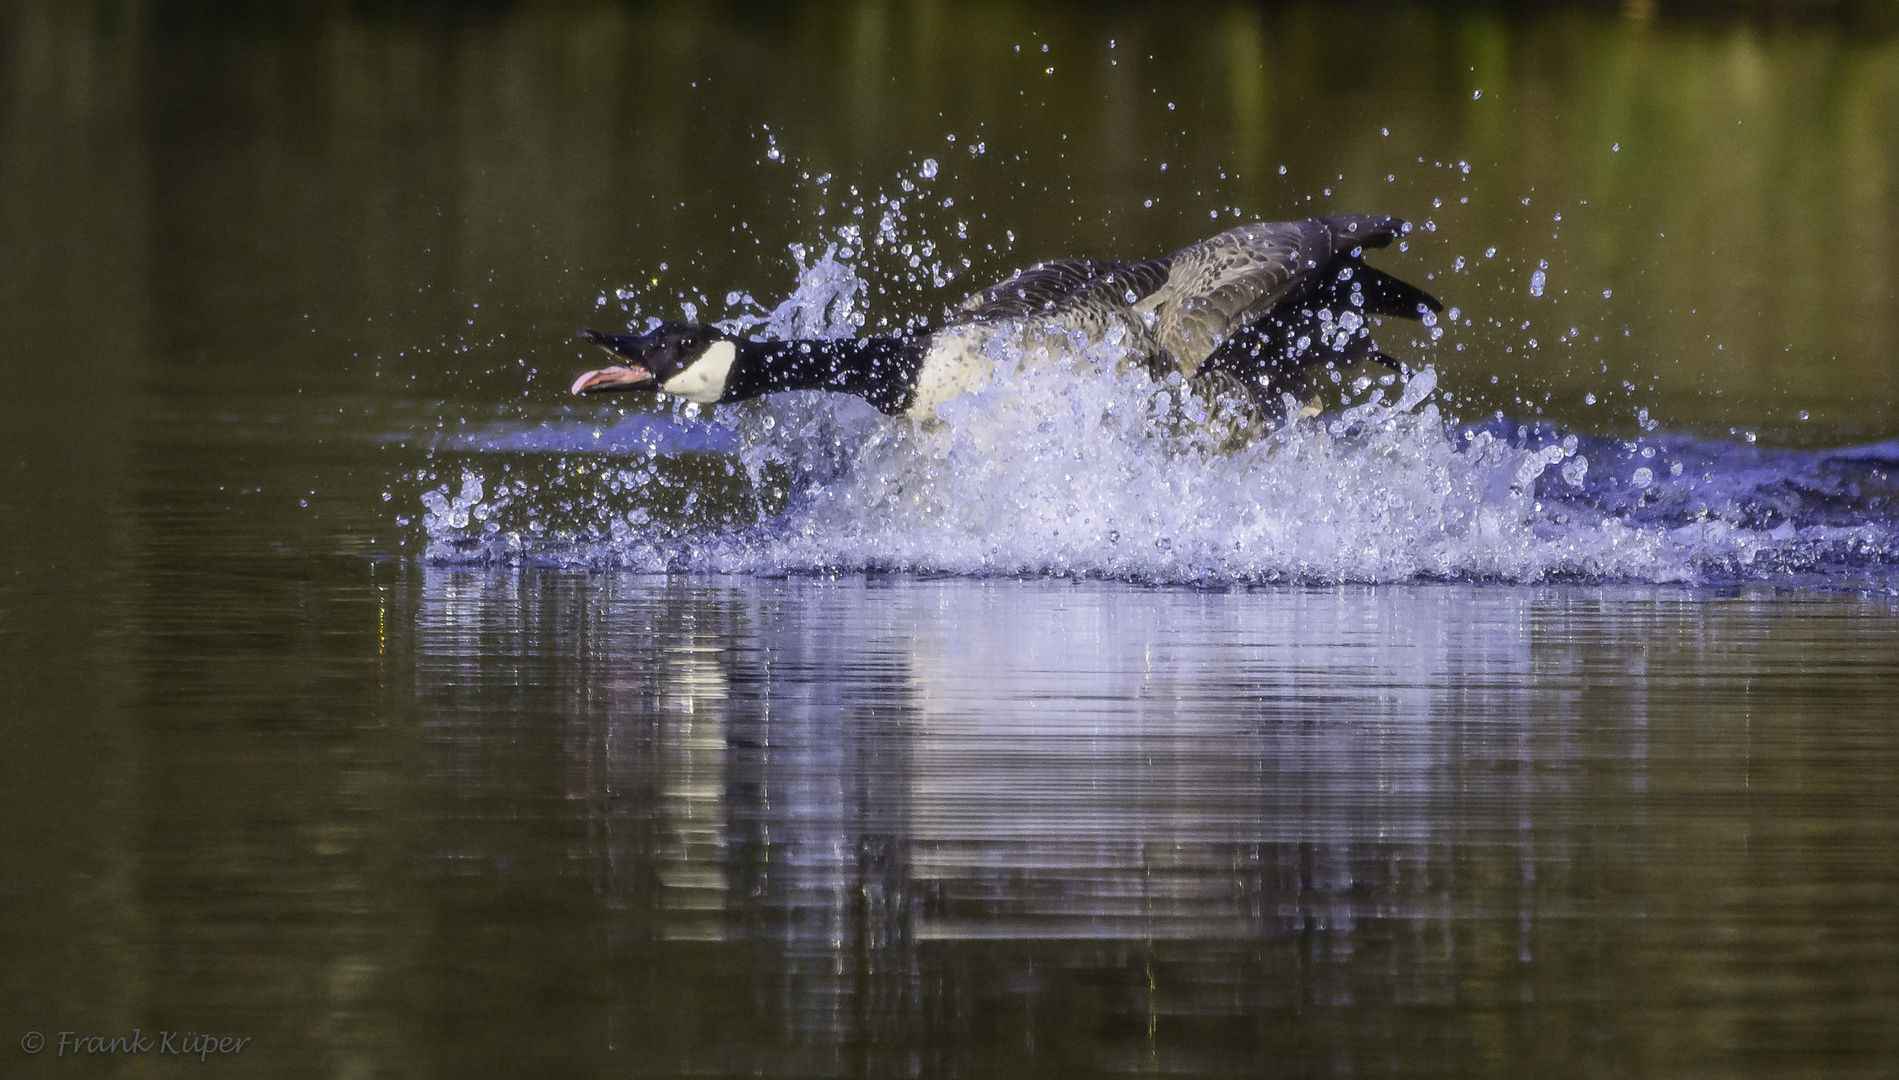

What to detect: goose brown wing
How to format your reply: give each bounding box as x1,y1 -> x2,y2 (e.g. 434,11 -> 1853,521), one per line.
1139,215 -> 1409,374
946,258 -> 1166,326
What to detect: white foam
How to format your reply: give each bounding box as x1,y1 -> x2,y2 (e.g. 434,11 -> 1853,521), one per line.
700,355 -> 1672,583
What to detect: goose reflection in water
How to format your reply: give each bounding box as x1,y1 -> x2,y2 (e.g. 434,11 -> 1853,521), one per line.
411,573 -> 1654,1056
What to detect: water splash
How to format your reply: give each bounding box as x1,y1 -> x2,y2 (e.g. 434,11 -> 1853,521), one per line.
420,471 -> 511,539
421,251 -> 1899,588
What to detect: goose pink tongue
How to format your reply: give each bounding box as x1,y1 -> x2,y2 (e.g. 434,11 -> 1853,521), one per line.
570,365 -> 653,395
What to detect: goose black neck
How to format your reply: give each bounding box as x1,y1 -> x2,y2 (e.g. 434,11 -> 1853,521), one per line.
725,335 -> 927,415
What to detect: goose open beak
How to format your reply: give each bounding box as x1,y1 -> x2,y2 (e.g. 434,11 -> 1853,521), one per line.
573,327 -> 659,395
570,364 -> 654,395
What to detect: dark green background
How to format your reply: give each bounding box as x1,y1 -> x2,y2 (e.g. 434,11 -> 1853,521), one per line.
3,2 -> 1897,1076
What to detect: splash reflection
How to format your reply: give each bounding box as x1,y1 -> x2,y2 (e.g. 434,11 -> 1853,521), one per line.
413,573 -> 1662,1062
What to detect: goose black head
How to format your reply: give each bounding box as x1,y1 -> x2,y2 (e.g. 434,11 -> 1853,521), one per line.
572,323 -> 741,403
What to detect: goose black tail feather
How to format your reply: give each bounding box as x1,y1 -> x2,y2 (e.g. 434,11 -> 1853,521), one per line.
1352,265 -> 1443,318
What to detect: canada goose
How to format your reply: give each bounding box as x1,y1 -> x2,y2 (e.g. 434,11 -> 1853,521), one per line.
572,215 -> 1441,420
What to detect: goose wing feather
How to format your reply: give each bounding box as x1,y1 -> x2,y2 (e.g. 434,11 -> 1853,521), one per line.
1140,214 -> 1408,374
947,258 -> 1167,326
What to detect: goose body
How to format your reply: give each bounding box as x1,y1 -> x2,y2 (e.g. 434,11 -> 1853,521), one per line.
572,215 -> 1441,421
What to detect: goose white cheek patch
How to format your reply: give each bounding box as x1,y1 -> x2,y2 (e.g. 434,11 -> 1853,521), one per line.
661,340 -> 738,403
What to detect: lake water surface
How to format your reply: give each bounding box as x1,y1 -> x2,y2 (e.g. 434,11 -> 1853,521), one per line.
3,2 -> 1898,1076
